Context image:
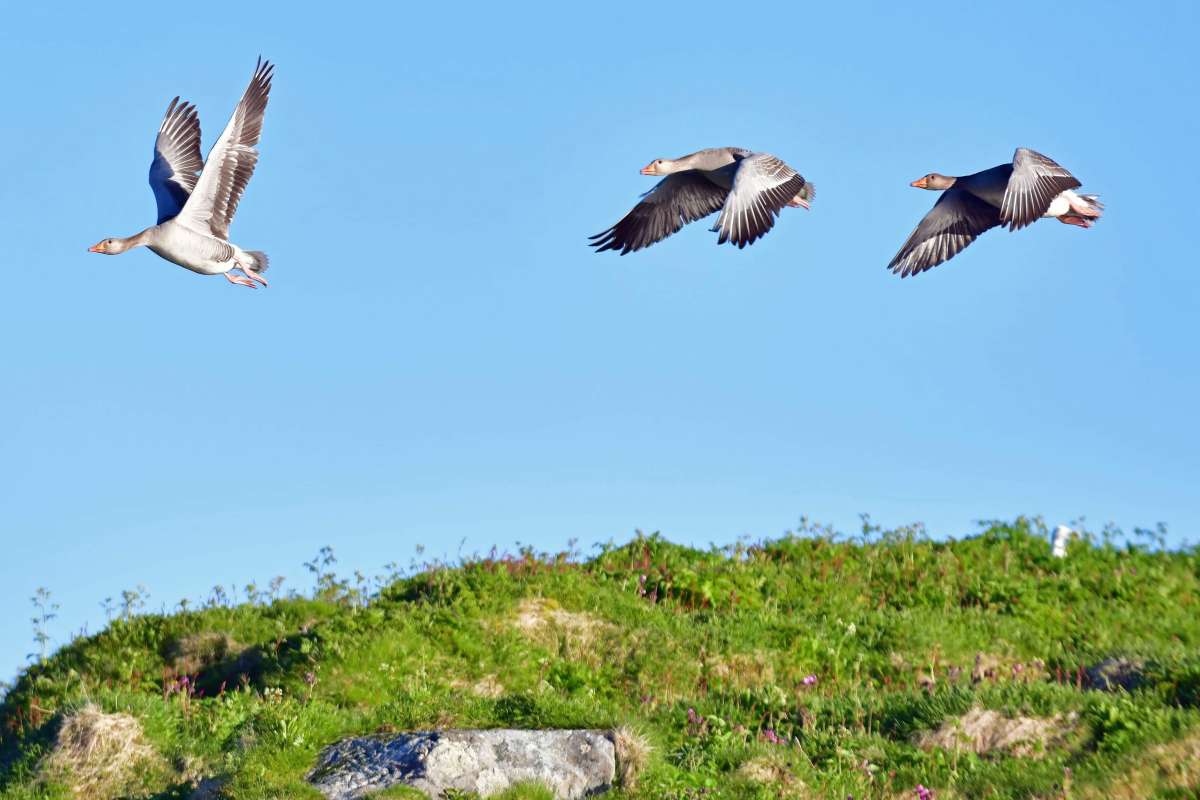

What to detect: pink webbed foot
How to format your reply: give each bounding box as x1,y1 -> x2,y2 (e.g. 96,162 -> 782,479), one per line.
225,272 -> 258,288
243,269 -> 269,287
787,198 -> 811,210
1058,215 -> 1093,228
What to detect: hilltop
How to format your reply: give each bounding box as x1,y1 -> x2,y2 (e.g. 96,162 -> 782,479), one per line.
2,517 -> 1199,799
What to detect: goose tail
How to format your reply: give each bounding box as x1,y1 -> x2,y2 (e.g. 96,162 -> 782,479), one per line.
244,250 -> 270,273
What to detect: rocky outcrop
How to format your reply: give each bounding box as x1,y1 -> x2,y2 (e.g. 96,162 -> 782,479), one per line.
916,707 -> 1077,757
308,729 -> 616,799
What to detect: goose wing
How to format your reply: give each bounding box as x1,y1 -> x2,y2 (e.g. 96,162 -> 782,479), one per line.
889,189 -> 1002,277
999,148 -> 1081,231
711,153 -> 808,248
148,98 -> 203,223
589,171 -> 728,254
176,58 -> 273,239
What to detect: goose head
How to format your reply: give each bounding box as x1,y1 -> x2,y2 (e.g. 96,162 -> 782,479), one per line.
88,237 -> 133,255
640,158 -> 678,176
910,173 -> 957,190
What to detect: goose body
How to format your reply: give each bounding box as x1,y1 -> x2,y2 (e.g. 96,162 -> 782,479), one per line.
144,223 -> 259,276
590,147 -> 814,254
888,148 -> 1102,278
89,58 -> 274,288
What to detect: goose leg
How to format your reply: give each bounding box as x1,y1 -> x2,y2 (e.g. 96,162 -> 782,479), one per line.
1057,215 -> 1093,228
1069,197 -> 1101,218
232,259 -> 268,287
225,271 -> 258,288
243,268 -> 269,287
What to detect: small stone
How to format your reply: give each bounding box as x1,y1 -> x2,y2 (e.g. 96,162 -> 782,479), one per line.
1086,657 -> 1146,692
189,776 -> 227,800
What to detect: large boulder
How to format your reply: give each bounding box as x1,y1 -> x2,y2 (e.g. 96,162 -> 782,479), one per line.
308,729 -> 616,799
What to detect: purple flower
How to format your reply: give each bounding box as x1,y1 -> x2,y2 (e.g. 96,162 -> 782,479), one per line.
915,784 -> 933,800
802,674 -> 818,687
760,728 -> 782,745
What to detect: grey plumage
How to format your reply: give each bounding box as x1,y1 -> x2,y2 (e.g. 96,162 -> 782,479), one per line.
889,148 -> 1091,276
148,97 -> 203,224
889,190 -> 1001,278
1000,148 -> 1081,231
589,172 -> 729,254
591,147 -> 812,254
90,57 -> 275,287
712,154 -> 809,249
176,57 -> 274,241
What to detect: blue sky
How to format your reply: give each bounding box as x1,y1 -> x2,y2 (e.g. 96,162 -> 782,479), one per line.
1,1 -> 1197,681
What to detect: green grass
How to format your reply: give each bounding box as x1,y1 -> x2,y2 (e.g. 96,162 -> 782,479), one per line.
2,517 -> 1199,799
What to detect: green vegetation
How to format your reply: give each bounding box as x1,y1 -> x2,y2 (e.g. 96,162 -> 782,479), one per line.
2,517 -> 1199,799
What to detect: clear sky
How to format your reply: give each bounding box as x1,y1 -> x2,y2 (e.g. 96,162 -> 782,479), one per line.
1,1 -> 1197,682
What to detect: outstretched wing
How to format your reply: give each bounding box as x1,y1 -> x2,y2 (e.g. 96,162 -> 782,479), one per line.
711,153 -> 808,249
589,171 -> 728,255
999,148 -> 1081,231
888,189 -> 1002,277
148,97 -> 203,223
176,57 -> 274,239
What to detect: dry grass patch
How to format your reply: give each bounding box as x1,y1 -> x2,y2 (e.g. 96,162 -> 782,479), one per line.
612,725 -> 651,791
917,706 -> 1077,758
166,631 -> 244,676
40,704 -> 165,799
513,598 -> 616,660
1075,731 -> 1200,799
708,651 -> 776,690
451,674 -> 505,698
472,674 -> 505,699
737,754 -> 807,797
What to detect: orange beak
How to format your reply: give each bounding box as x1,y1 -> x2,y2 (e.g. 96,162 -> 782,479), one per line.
910,177 -> 929,189
640,163 -> 657,176
88,243 -> 103,253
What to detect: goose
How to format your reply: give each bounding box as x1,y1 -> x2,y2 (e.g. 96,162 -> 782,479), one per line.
589,147 -> 814,254
89,58 -> 275,289
889,147 -> 1102,278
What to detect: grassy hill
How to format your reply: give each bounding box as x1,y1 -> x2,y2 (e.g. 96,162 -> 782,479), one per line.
2,517 -> 1199,799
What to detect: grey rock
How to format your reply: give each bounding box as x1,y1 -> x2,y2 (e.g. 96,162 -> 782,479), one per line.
309,729 -> 615,799
1086,657 -> 1146,692
188,776 -> 227,800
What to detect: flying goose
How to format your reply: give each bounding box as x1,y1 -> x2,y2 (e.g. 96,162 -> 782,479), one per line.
89,58 -> 275,288
589,147 -> 814,254
889,148 -> 1102,278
